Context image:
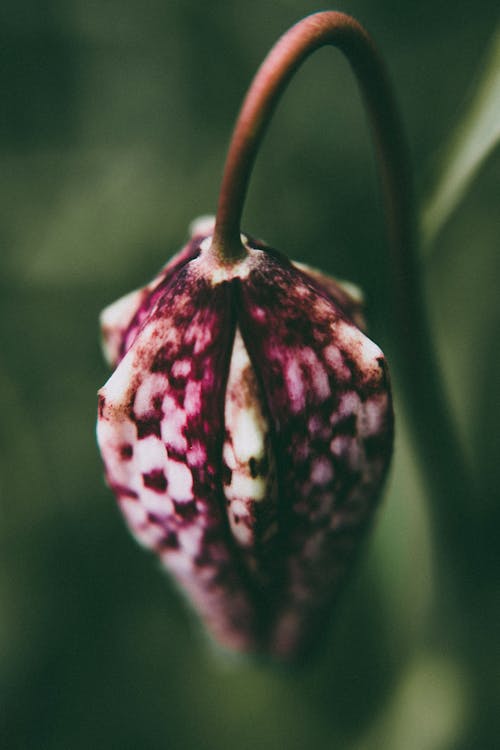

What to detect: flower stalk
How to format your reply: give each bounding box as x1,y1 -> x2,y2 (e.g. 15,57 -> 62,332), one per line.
212,12 -> 410,266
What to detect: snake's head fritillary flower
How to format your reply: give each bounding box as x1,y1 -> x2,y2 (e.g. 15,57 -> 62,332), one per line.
96,217 -> 393,659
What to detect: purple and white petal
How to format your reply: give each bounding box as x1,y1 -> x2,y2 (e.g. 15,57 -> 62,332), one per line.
98,259 -> 259,651
100,220 -> 214,368
292,260 -> 366,331
236,248 -> 393,657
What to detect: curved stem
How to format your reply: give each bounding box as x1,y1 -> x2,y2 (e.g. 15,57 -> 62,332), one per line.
212,11 -> 411,265
213,12 -> 473,591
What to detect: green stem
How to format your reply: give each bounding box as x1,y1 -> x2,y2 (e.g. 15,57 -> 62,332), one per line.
213,11 -> 472,588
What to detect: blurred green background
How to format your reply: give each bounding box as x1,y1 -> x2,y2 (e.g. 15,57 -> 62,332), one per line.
1,1 -> 499,748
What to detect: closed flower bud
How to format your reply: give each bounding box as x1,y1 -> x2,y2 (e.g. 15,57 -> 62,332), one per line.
97,217 -> 393,659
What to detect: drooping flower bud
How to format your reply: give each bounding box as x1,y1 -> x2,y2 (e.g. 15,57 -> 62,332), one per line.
97,217 -> 393,659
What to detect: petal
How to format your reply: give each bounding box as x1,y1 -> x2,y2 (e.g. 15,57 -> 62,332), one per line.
292,261 -> 366,331
97,259 -> 260,651
100,287 -> 146,368
243,233 -> 366,329
100,221 -> 213,368
222,327 -> 279,589
236,249 -> 393,657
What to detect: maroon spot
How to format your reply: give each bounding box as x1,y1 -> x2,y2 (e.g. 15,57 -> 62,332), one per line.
174,500 -> 198,521
164,444 -> 187,463
338,350 -> 356,379
151,345 -> 172,374
222,463 -> 232,486
377,357 -> 390,390
119,443 -> 133,460
98,394 -> 106,418
159,530 -> 179,550
110,483 -> 138,499
142,469 -> 168,493
333,413 -> 357,437
152,395 -> 163,410
135,418 -> 162,439
249,456 -> 269,478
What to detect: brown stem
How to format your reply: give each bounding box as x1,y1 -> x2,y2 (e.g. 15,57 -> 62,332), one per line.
212,11 -> 412,266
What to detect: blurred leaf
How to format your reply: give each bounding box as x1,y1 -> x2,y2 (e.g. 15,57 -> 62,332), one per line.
421,26 -> 500,251
354,654 -> 467,750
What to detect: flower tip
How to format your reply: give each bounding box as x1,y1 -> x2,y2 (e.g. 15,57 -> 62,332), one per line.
188,214 -> 216,239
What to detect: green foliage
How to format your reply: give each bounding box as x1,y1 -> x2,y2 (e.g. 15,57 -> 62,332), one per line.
422,25 -> 500,249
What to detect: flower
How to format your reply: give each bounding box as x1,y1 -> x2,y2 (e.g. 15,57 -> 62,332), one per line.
96,217 -> 393,659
